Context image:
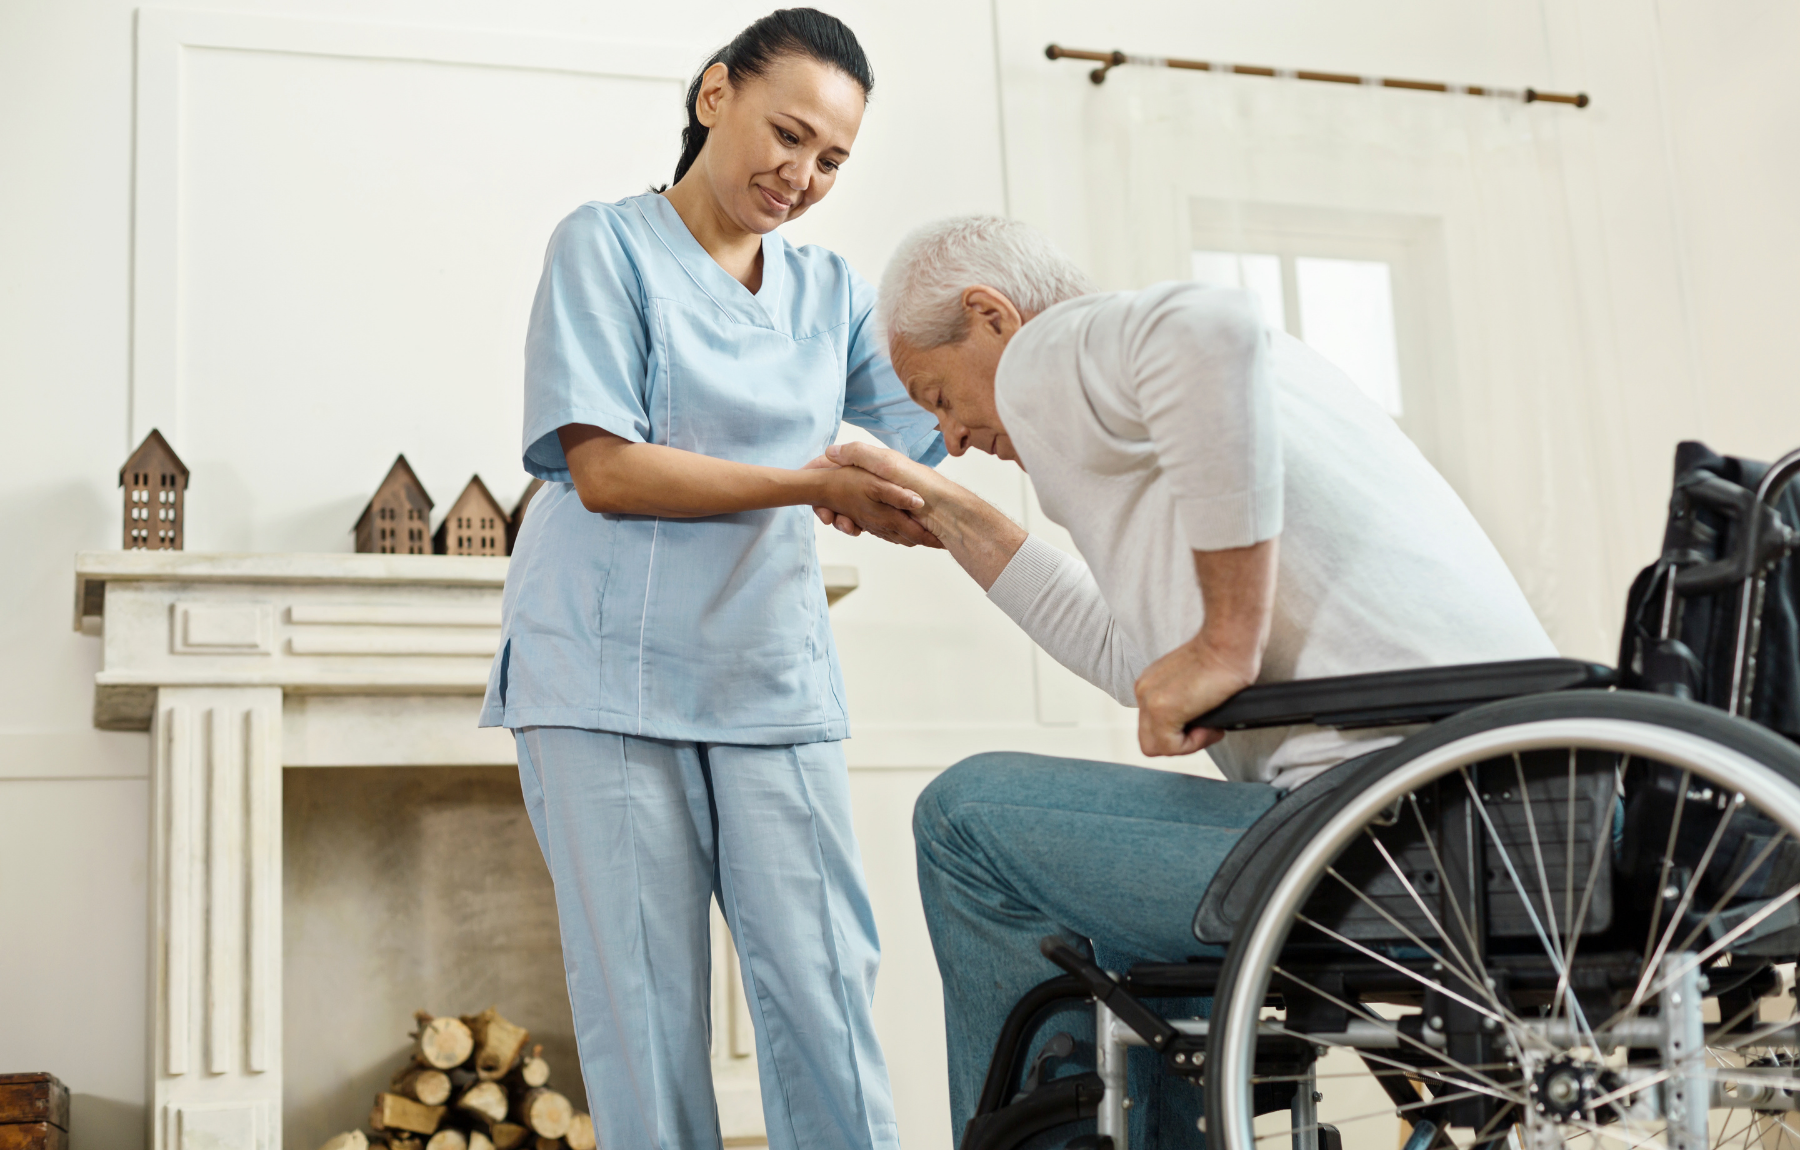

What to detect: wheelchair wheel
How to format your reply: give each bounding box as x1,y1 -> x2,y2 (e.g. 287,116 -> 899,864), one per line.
1204,691 -> 1800,1150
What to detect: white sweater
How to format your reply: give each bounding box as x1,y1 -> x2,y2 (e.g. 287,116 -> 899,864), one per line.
988,283 -> 1556,787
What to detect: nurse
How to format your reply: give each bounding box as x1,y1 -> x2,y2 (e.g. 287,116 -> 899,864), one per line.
478,9 -> 943,1150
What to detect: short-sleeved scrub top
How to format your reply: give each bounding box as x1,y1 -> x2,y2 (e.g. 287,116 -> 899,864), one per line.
479,193 -> 946,745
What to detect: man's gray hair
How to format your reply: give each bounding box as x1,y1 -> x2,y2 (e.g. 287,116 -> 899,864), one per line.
878,215 -> 1096,350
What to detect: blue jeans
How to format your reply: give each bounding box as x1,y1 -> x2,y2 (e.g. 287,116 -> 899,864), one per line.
914,753 -> 1281,1149
515,727 -> 897,1150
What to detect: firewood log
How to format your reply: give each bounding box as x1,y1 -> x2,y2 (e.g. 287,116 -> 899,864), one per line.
454,1082 -> 509,1125
461,1007 -> 530,1080
467,1134 -> 494,1150
424,1131 -> 468,1150
317,1133 -> 369,1150
488,1124 -> 529,1150
563,1113 -> 594,1150
381,1137 -> 423,1150
412,1012 -> 475,1070
391,1066 -> 452,1106
505,1045 -> 550,1091
372,1092 -> 445,1135
533,1138 -> 563,1150
511,1089 -> 572,1139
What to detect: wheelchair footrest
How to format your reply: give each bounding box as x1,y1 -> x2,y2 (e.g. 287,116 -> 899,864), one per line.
960,1073 -> 1105,1150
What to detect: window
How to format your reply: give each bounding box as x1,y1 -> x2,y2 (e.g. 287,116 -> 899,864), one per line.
1190,249 -> 1404,417
1187,201 -> 1450,464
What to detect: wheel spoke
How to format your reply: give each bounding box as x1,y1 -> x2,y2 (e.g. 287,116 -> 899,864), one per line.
1626,882 -> 1800,1012
1459,767 -> 1599,1048
1670,830 -> 1791,959
1639,771 -> 1695,992
1405,793 -> 1505,999
1268,966 -> 1523,1098
1513,753 -> 1568,965
1322,863 -> 1530,1033
1565,749 -> 1580,945
1250,1088 -> 1494,1143
1555,760 -> 1620,1024
1260,1019 -> 1523,1104
1293,912 -> 1514,1030
1634,793 -> 1745,1011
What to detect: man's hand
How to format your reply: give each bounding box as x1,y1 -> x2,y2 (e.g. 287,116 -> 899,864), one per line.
1134,639 -> 1256,756
1134,537 -> 1279,757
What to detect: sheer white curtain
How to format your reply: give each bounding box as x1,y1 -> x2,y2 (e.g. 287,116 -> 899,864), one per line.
996,11 -> 1638,661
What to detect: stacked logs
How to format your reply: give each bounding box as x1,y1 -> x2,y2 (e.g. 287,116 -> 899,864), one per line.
316,1008 -> 595,1150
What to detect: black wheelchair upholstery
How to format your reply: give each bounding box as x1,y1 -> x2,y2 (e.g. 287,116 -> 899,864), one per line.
1189,658 -> 1615,945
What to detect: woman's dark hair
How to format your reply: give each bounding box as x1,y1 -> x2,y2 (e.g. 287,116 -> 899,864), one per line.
661,9 -> 874,189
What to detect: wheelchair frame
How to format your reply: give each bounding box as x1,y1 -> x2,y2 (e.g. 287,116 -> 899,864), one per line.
962,447 -> 1800,1150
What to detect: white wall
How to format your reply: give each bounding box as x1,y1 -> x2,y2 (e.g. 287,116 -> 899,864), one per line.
4,0 -> 1799,1147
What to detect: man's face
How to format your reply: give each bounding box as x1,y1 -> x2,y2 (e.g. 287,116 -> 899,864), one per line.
891,288 -> 1024,464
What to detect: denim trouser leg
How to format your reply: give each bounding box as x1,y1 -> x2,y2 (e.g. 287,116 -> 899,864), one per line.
913,752 -> 1281,1149
516,727 -> 898,1150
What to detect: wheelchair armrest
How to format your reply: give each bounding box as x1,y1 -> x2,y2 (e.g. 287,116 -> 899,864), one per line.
1189,657 -> 1617,732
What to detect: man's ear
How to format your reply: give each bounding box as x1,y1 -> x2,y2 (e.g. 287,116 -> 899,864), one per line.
961,286 -> 1024,340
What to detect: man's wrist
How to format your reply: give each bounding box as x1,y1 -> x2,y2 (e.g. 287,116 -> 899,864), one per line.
1189,631 -> 1261,688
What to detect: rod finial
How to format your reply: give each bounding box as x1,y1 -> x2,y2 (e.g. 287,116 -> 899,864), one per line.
1045,43 -> 1062,60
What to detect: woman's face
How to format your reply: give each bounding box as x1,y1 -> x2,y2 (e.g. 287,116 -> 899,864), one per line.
691,55 -> 866,233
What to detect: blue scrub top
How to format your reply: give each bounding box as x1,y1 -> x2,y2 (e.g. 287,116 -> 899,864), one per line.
479,193 -> 946,743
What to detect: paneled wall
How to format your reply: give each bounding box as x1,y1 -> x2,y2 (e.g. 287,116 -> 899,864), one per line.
4,1 -> 1799,1147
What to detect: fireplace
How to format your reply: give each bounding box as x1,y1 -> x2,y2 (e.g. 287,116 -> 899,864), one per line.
74,551 -> 857,1150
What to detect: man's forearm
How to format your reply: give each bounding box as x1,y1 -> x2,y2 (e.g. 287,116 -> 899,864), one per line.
917,488 -> 1028,592
1191,537 -> 1279,678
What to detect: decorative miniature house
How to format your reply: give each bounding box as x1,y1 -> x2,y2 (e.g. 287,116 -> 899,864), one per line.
434,475 -> 509,557
507,478 -> 544,555
121,428 -> 189,550
353,455 -> 433,554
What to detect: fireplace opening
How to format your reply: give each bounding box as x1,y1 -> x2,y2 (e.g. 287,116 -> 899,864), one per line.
283,767 -> 590,1150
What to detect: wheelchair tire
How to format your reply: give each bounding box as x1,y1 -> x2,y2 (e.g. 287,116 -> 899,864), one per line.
1203,690 -> 1800,1150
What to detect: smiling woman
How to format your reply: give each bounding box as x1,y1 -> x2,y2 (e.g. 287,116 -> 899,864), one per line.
477,10 -> 949,1150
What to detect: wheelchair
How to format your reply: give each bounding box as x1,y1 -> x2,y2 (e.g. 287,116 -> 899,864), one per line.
964,443 -> 1800,1150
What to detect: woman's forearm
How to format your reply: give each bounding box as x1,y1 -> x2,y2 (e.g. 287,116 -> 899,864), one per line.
560,424 -> 937,546
560,424 -> 820,517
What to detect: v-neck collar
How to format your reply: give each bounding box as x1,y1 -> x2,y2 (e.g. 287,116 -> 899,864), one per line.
637,192 -> 785,328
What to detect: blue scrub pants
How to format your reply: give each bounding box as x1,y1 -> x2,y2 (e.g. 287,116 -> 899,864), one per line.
515,726 -> 898,1150
914,753 -> 1282,1149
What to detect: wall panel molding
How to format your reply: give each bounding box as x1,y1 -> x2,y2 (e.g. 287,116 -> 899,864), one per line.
130,7 -> 695,448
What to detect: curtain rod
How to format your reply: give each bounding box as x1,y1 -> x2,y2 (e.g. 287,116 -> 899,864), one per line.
1045,45 -> 1589,107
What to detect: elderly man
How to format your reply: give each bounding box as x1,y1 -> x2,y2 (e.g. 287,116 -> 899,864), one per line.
819,215 -> 1555,1146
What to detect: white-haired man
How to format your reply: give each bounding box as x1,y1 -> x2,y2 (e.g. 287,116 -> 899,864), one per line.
817,215 -> 1556,1147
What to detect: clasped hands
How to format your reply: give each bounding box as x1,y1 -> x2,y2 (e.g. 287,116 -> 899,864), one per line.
802,441 -> 949,548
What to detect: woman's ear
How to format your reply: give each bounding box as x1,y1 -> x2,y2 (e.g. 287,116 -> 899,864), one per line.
695,62 -> 731,129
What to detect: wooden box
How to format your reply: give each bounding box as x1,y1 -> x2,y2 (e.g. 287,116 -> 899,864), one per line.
0,1075 -> 69,1150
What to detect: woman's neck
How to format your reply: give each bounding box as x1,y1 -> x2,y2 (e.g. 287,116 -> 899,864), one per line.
662,178 -> 765,293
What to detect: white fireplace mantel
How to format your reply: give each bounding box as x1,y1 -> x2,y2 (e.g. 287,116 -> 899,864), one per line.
74,550 -> 858,1150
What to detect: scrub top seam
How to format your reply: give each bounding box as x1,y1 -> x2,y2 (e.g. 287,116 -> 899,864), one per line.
631,197 -> 778,329
631,199 -> 729,319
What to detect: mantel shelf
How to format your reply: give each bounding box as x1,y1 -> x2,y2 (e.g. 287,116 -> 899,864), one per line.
73,551 -> 859,730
